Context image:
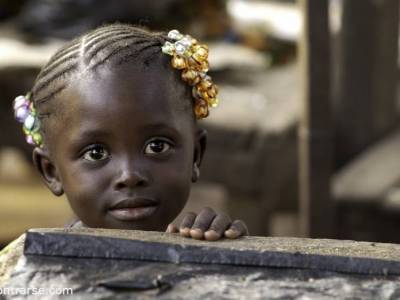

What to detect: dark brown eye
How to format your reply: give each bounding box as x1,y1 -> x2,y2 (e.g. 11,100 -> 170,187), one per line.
144,140 -> 171,155
83,146 -> 109,161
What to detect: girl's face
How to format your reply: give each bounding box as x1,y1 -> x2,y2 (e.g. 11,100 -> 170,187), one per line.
35,62 -> 205,231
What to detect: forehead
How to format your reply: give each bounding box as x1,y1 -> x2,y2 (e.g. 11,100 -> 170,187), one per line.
62,64 -> 192,120
46,62 -> 194,150
71,62 -> 189,116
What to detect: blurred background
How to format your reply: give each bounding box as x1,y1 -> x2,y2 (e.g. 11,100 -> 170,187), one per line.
0,0 -> 399,247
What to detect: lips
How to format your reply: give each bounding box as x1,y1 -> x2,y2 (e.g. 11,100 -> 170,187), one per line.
108,198 -> 159,221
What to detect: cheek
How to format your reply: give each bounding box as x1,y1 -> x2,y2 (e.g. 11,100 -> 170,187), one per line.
164,167 -> 191,197
60,163 -> 109,215
154,156 -> 193,213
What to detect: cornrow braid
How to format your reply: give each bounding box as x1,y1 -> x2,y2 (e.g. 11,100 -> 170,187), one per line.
39,52 -> 80,79
31,24 -> 169,113
90,40 -> 158,70
85,32 -> 145,63
46,41 -> 80,65
83,30 -> 133,54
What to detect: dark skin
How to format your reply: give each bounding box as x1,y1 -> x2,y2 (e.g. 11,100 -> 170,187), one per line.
32,58 -> 248,240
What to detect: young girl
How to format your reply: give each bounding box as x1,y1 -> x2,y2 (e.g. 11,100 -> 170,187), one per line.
13,24 -> 248,241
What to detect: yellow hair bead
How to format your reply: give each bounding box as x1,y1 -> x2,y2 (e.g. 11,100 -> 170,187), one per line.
192,45 -> 208,63
171,56 -> 187,69
162,29 -> 219,119
199,79 -> 212,90
207,86 -> 218,98
209,98 -> 219,108
182,69 -> 201,85
32,132 -> 42,145
194,99 -> 209,119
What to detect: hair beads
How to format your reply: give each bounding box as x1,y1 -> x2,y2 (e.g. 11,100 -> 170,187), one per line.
162,30 -> 219,119
13,93 -> 42,147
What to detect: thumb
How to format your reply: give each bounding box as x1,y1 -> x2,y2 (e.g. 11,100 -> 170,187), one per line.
166,223 -> 179,233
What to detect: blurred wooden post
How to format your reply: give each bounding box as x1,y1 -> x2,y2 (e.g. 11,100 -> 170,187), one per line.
298,0 -> 333,237
334,0 -> 400,167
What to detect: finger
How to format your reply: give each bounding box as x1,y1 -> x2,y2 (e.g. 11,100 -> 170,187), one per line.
204,213 -> 231,241
166,223 -> 179,233
179,212 -> 196,237
224,220 -> 249,239
190,207 -> 217,240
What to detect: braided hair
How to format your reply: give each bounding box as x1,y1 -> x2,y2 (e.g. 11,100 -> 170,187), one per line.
14,24 -> 217,147
31,24 -> 186,128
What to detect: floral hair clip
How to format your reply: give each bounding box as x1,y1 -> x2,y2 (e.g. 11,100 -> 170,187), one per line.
161,29 -> 219,119
13,93 -> 42,147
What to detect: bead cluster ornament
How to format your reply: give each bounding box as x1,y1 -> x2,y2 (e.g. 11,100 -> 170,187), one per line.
13,93 -> 42,147
162,30 -> 219,119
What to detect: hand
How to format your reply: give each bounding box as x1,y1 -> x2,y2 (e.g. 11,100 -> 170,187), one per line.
166,207 -> 248,241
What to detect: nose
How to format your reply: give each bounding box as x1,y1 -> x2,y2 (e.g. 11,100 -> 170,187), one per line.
113,163 -> 150,190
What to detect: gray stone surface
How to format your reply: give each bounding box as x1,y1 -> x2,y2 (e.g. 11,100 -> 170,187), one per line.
25,228 -> 400,267
3,228 -> 400,299
8,255 -> 400,300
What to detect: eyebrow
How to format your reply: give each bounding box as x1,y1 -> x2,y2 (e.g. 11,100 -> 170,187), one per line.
69,129 -> 113,147
70,123 -> 182,144
142,122 -> 182,134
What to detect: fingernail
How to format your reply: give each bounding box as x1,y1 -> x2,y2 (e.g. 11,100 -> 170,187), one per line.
166,224 -> 173,232
179,227 -> 191,237
190,228 -> 203,240
225,229 -> 237,239
204,230 -> 219,241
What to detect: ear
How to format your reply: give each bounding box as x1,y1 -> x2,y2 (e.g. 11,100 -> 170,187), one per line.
192,128 -> 207,182
32,147 -> 64,196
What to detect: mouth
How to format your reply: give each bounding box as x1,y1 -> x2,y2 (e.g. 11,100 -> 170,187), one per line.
108,198 -> 159,221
